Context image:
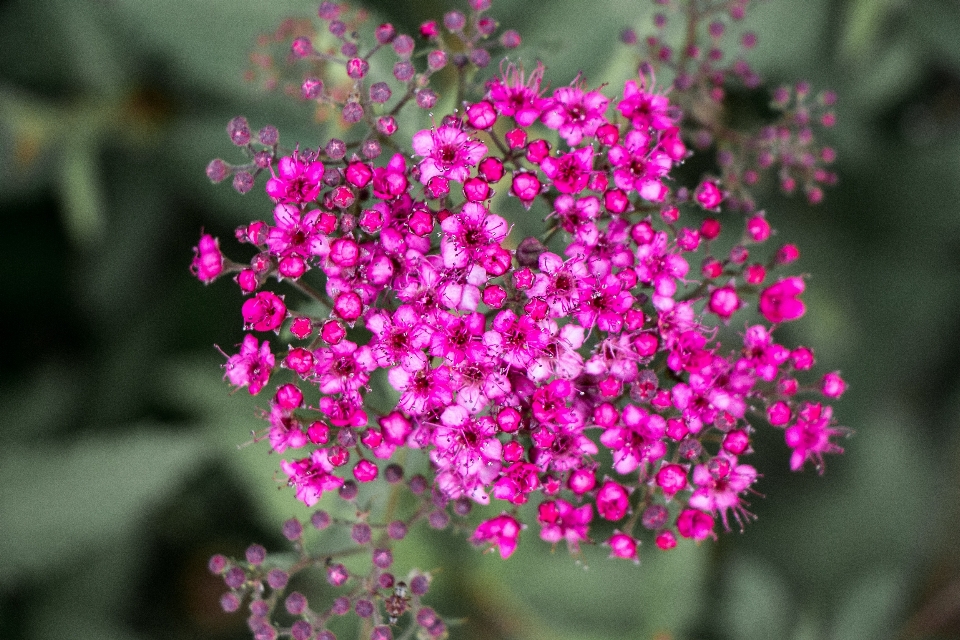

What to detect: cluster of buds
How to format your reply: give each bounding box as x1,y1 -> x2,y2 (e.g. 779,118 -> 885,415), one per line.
194,0 -> 848,637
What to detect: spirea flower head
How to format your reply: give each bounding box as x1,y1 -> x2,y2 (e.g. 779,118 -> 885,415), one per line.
197,1 -> 848,636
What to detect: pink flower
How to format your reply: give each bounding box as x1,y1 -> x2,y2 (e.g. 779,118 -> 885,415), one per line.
676,508 -> 716,541
541,80 -> 610,146
708,285 -> 743,322
599,404 -> 667,474
694,180 -> 724,210
617,78 -> 676,130
540,146 -> 594,194
223,334 -> 274,395
485,61 -> 547,127
281,449 -> 344,507
472,514 -> 522,558
266,151 -> 324,204
190,233 -> 224,283
785,402 -> 845,473
595,480 -> 630,521
412,124 -> 487,184
688,455 -> 757,530
313,339 -> 377,395
537,499 -> 592,552
759,277 -> 806,323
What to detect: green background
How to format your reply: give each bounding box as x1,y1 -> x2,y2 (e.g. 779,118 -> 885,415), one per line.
2,0 -> 960,638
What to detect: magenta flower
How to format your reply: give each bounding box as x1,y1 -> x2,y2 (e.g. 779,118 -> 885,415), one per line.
595,480 -> 630,521
785,402 -> 846,472
281,449 -> 344,507
676,508 -> 716,541
313,339 -> 376,395
241,291 -> 287,332
599,404 -> 667,474
485,61 -> 547,127
412,124 -> 487,184
537,499 -> 592,552
688,455 -> 757,530
759,277 -> 806,323
223,334 -> 274,395
617,78 -> 676,130
471,514 -> 522,558
265,151 -> 324,204
540,146 -> 594,195
190,233 -> 224,283
541,80 -> 610,146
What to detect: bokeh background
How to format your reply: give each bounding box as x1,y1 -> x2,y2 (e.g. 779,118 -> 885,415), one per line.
3,0 -> 960,639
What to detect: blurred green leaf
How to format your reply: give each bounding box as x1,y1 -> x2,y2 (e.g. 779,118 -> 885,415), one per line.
0,429 -> 209,584
829,570 -> 902,640
840,0 -> 903,61
60,136 -> 106,246
720,553 -> 792,640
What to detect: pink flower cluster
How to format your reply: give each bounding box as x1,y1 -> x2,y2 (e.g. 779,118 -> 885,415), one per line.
197,63 -> 847,562
198,18 -> 851,640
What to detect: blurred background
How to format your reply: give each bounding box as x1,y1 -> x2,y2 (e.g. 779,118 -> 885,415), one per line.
2,0 -> 960,639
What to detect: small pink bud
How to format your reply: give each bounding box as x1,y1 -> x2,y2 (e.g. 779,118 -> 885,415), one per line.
701,258 -> 723,279
482,285 -> 507,308
415,89 -> 438,109
285,347 -> 314,375
206,159 -> 229,183
333,291 -> 363,322
746,215 -> 771,242
502,440 -> 524,462
708,286 -> 742,321
655,530 -> 677,550
701,217 -> 721,239
278,255 -> 306,279
321,320 -> 346,344
291,37 -> 312,58
821,371 -> 846,398
767,400 -> 792,426
301,78 -> 323,100
463,177 -> 491,201
596,123 -> 619,145
466,101 -> 497,129
419,20 -> 439,39
791,347 -> 815,370
723,429 -> 750,454
342,101 -> 363,123
505,128 -> 527,149
695,180 -> 723,209
425,176 -> 450,199
376,115 -> 398,136
375,23 -> 395,43
745,264 -> 766,284
568,468 -> 596,494
656,463 -> 688,496
497,407 -> 522,433
274,383 -> 303,410
500,29 -> 521,48
604,188 -> 629,213
775,244 -> 801,265
608,533 -> 638,561
478,157 -> 504,183
511,172 -> 541,207
353,459 -> 379,482
525,139 -> 551,164
634,332 -> 659,357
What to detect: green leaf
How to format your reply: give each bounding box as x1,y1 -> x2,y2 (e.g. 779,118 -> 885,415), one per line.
829,570 -> 902,640
0,429 -> 209,585
720,554 -> 792,640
